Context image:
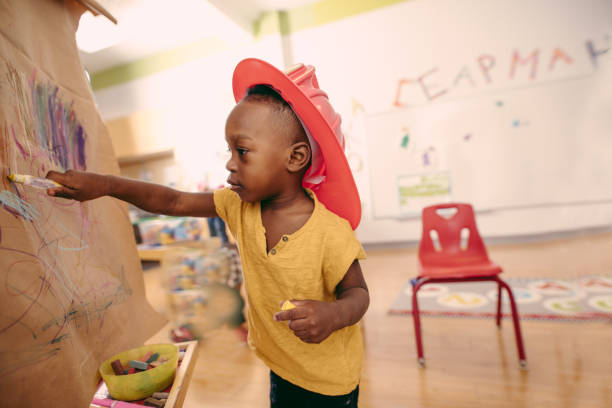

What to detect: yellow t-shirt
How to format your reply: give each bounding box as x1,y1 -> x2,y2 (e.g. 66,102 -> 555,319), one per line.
214,188 -> 366,395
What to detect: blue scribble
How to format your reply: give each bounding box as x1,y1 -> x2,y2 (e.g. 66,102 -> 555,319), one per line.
0,190 -> 40,221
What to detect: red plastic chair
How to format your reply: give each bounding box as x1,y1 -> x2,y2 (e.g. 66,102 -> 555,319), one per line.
412,203 -> 527,368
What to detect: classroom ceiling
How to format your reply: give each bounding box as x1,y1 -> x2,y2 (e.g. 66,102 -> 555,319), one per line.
78,0 -> 319,73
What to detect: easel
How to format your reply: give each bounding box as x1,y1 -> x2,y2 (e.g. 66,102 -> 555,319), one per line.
75,0 -> 117,24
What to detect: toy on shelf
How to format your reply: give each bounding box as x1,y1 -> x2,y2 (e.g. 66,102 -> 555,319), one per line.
135,216 -> 205,246
163,246 -> 244,339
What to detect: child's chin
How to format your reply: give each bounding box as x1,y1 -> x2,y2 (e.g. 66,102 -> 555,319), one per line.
231,186 -> 262,203
235,189 -> 254,202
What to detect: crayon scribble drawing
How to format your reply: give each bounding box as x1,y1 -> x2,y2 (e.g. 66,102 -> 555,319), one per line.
0,62 -> 133,378
5,63 -> 87,172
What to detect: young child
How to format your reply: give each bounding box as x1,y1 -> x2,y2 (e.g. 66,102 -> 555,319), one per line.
46,58 -> 369,408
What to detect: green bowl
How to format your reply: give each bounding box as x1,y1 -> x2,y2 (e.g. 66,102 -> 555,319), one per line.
99,343 -> 178,401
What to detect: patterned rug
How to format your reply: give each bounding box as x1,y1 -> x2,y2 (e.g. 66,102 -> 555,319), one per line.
388,276 -> 612,321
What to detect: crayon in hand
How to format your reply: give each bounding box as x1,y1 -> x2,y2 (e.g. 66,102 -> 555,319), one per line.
281,300 -> 296,311
7,174 -> 62,189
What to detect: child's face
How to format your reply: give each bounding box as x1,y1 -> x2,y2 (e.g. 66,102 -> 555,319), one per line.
224,100 -> 291,202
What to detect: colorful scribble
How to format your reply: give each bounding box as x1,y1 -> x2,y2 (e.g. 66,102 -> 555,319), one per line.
0,190 -> 40,221
0,62 -> 131,380
6,63 -> 87,171
0,339 -> 63,378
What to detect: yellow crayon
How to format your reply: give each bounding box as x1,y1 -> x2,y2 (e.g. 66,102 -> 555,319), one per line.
8,174 -> 62,189
281,300 -> 296,311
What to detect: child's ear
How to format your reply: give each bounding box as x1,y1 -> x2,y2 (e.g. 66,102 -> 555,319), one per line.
287,142 -> 311,173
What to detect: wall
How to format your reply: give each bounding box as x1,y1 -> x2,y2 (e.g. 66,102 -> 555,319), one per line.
89,0 -> 612,244
284,0 -> 612,243
90,14 -> 286,189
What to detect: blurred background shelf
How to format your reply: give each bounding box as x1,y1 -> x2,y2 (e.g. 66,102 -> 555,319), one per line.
117,148 -> 174,167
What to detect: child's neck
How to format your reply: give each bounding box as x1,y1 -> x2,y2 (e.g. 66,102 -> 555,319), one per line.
260,188 -> 314,252
261,187 -> 311,211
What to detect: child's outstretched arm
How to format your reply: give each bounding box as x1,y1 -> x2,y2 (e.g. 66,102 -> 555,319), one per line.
273,260 -> 369,344
46,170 -> 218,217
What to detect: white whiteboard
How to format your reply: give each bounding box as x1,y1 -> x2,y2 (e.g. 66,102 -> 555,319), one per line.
366,73 -> 612,217
359,2 -> 612,219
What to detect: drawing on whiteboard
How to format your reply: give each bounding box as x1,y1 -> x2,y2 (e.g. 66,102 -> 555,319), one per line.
422,146 -> 437,167
397,172 -> 452,215
351,97 -> 365,115
400,127 -> 410,149
393,36 -> 610,107
512,119 -> 530,128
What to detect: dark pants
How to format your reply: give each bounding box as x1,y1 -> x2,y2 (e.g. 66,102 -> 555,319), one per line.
270,371 -> 359,408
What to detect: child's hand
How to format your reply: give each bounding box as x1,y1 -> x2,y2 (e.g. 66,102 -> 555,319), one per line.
46,170 -> 109,201
273,300 -> 341,344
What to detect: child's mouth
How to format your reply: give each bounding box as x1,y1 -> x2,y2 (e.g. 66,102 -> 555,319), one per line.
227,179 -> 242,192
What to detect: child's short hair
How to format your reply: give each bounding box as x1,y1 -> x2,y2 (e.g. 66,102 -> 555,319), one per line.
245,84 -> 288,108
243,85 -> 307,145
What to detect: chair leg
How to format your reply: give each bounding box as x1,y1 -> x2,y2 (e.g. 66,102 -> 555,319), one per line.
498,279 -> 527,368
411,280 -> 426,366
496,282 -> 502,327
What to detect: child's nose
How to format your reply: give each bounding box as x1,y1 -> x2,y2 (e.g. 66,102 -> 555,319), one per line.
225,156 -> 237,172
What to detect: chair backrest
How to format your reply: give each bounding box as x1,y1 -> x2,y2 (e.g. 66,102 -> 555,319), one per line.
418,203 -> 490,267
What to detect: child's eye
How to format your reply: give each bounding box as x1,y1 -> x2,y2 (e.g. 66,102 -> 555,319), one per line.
237,148 -> 248,156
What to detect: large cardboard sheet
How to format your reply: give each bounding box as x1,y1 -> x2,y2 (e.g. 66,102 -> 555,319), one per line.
0,1 -> 166,406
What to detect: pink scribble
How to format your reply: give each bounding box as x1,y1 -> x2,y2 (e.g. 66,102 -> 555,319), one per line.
11,125 -> 27,159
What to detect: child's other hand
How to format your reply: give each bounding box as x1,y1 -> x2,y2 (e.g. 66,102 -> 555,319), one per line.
46,170 -> 108,201
273,300 -> 340,344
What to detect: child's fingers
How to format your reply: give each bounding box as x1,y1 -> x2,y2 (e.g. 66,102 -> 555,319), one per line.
273,307 -> 306,322
46,187 -> 62,197
287,318 -> 309,331
46,170 -> 66,184
47,187 -> 76,199
273,310 -> 290,322
293,330 -> 311,342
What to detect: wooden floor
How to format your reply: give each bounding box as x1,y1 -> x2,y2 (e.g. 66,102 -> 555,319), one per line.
144,232 -> 612,408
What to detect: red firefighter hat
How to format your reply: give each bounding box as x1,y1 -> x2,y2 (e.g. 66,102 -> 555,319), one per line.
232,58 -> 361,229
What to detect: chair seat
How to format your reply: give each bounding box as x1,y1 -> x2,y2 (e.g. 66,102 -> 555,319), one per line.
418,260 -> 502,279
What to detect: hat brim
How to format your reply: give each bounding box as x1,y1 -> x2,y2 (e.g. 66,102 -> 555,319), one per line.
232,58 -> 361,229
